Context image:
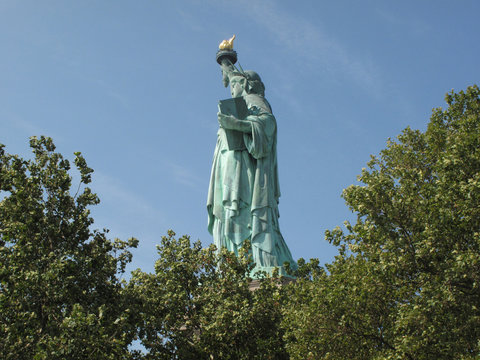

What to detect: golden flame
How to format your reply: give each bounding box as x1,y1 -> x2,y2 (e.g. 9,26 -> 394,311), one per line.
219,35 -> 236,50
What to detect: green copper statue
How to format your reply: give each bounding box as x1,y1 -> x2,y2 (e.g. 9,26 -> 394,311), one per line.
207,35 -> 297,278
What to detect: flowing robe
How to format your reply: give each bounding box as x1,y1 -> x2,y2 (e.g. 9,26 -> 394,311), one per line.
207,93 -> 296,277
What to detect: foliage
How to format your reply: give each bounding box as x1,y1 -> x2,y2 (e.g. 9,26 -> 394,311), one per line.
282,85 -> 480,359
0,136 -> 138,359
129,231 -> 288,359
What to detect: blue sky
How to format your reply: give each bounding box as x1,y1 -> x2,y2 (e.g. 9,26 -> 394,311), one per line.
1,0 -> 479,273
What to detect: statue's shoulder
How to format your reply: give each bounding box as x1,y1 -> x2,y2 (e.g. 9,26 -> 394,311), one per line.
244,94 -> 272,115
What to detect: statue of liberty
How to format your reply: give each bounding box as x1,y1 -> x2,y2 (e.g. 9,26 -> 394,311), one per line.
207,36 -> 297,278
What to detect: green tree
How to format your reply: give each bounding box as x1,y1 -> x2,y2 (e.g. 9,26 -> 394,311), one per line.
0,136 -> 139,359
129,231 -> 288,360
283,253 -> 398,359
282,85 -> 480,359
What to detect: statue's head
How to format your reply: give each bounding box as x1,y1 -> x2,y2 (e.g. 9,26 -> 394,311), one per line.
229,70 -> 266,98
229,74 -> 247,98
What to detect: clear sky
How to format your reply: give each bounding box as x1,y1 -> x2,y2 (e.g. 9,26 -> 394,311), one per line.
1,0 -> 479,273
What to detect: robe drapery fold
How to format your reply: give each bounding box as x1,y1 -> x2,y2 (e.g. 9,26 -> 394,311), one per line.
207,94 -> 296,277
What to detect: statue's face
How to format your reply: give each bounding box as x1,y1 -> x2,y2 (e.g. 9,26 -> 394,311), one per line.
230,76 -> 246,98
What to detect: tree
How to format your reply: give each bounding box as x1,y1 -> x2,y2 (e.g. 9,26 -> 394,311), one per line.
129,231 -> 288,360
0,136 -> 139,359
282,85 -> 480,359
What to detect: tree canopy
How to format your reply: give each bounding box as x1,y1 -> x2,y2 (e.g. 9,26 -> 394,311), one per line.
282,85 -> 480,359
0,137 -> 139,359
1,85 -> 479,359
129,233 -> 288,359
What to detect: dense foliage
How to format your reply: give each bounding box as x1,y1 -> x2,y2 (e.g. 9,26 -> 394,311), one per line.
129,233 -> 287,359
0,137 -> 139,359
1,86 -> 479,359
282,85 -> 480,359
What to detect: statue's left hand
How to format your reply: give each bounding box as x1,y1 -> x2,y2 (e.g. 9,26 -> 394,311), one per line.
218,112 -> 252,133
218,112 -> 238,129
